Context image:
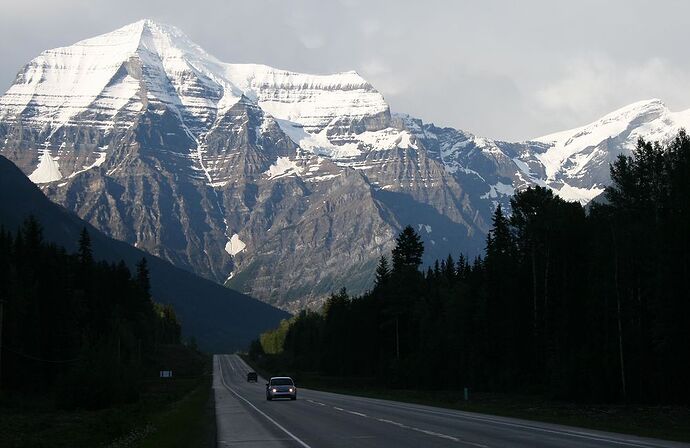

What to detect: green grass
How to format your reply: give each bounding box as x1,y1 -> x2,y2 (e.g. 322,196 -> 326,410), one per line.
137,374 -> 215,448
0,346 -> 215,448
241,355 -> 690,443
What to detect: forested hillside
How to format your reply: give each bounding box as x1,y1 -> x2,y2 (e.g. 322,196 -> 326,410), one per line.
0,155 -> 289,352
252,131 -> 690,404
0,219 -> 180,408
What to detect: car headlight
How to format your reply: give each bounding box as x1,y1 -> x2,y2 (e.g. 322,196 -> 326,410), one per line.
289,388 -> 294,392
272,388 -> 277,393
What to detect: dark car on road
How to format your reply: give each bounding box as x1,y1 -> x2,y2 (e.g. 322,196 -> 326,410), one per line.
246,371 -> 258,382
266,376 -> 297,400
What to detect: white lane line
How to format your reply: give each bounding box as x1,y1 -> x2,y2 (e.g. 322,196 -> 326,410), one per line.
226,355 -> 237,374
323,399 -> 485,446
411,427 -> 463,444
358,400 -> 669,448
376,418 -> 407,428
228,360 -> 485,448
230,355 -> 247,375
218,355 -> 313,448
375,417 -> 489,447
323,392 -> 666,448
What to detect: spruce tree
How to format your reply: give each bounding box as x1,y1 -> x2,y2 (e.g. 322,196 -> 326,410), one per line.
486,205 -> 514,259
78,227 -> 93,266
444,254 -> 456,281
135,257 -> 151,299
21,215 -> 43,251
391,225 -> 424,273
374,256 -> 391,287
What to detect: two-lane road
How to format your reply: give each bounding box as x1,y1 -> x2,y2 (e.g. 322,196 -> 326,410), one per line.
214,354 -> 689,448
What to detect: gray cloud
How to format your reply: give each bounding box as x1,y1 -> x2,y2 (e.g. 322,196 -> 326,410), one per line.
2,0 -> 689,140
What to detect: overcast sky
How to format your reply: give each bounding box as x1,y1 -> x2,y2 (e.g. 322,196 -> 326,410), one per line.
1,0 -> 689,140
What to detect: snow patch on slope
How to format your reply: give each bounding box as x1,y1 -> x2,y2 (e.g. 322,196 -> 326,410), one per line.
275,119 -> 361,159
481,181 -> 515,199
554,184 -> 606,204
357,128 -> 418,151
275,118 -> 417,161
29,150 -> 62,183
264,156 -> 303,179
68,151 -> 107,178
417,224 -> 432,234
225,234 -> 246,256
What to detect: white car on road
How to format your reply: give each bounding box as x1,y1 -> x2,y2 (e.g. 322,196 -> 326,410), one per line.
266,376 -> 297,401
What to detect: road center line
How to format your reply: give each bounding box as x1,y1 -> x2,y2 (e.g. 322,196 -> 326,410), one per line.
334,406 -> 484,446
226,355 -> 237,374
232,357 -> 484,447
218,355 -> 313,448
374,416 -> 490,446
356,399 -> 668,448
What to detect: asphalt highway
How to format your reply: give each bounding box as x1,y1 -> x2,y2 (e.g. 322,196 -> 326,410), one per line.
214,354 -> 689,448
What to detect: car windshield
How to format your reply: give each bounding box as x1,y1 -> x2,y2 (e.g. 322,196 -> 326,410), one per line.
271,378 -> 293,386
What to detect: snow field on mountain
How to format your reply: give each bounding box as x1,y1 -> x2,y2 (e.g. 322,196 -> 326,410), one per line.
265,157 -> 303,179
225,234 -> 246,256
29,150 -> 63,183
4,19 -> 690,212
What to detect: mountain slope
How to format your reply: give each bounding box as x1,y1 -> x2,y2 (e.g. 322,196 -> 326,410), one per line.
407,98 -> 690,210
0,20 -> 486,309
0,155 -> 288,352
1,20 -> 686,310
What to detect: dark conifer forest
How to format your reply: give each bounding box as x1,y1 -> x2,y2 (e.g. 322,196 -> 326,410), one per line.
251,132 -> 690,404
0,219 -> 181,409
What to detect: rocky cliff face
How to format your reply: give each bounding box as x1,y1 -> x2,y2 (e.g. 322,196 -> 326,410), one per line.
0,20 -> 487,310
408,98 -> 690,210
1,20 -> 687,310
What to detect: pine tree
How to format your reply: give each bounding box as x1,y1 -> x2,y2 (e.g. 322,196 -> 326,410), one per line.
486,205 -> 514,259
21,216 -> 44,260
135,257 -> 151,299
391,225 -> 424,273
444,254 -> 456,281
374,256 -> 391,287
78,227 -> 93,266
484,204 -> 522,390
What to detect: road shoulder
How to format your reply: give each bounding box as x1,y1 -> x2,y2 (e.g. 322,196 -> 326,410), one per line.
213,355 -> 291,447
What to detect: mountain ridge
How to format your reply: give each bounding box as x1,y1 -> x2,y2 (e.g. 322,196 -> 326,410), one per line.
1,20 -> 685,309
0,154 -> 289,351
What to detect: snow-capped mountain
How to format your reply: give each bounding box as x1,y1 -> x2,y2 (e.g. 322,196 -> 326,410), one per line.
405,98 -> 690,210
0,20 -> 685,309
0,20 -> 485,309
531,99 -> 690,198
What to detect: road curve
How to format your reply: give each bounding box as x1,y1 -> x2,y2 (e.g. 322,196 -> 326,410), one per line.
214,354 -> 689,448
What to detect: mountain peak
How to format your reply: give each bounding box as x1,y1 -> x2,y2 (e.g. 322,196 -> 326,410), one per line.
528,97 -> 683,192
597,98 -> 668,122
69,19 -> 212,62
534,98 -> 669,145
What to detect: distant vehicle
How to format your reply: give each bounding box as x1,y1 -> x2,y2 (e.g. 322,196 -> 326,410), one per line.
266,376 -> 297,401
246,371 -> 258,382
